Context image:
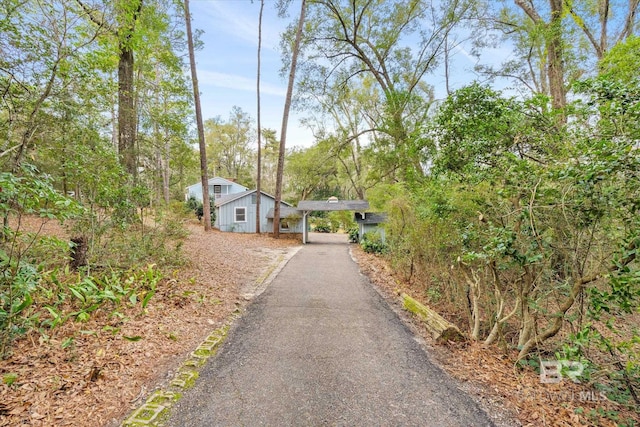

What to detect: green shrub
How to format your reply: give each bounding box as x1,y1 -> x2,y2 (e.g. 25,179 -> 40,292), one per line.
360,232 -> 387,254
187,197 -> 215,226
348,226 -> 359,243
328,211 -> 356,232
313,217 -> 331,233
0,165 -> 82,357
186,196 -> 200,212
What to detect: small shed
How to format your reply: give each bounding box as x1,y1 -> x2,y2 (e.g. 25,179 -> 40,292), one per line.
186,177 -> 248,202
214,190 -> 291,233
354,212 -> 387,242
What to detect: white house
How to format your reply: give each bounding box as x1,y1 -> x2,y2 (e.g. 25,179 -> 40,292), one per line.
185,177 -> 248,203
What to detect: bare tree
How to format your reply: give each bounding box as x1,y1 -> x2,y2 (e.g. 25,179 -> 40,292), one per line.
184,0 -> 211,230
274,0 -> 307,238
564,0 -> 640,59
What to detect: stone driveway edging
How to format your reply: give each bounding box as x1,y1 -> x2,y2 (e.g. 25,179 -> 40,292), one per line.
121,325 -> 229,427
121,247 -> 299,427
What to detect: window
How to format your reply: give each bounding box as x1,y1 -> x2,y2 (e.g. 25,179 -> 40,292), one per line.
251,194 -> 257,204
280,219 -> 289,230
235,207 -> 247,222
213,185 -> 222,199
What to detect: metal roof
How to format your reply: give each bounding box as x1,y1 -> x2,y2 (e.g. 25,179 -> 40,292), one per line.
355,212 -> 387,224
297,199 -> 369,212
214,190 -> 292,208
214,190 -> 254,207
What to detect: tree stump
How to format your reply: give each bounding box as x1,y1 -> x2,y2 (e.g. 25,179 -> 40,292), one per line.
70,236 -> 88,270
401,293 -> 466,344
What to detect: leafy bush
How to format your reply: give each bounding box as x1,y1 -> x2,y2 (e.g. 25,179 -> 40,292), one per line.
312,217 -> 331,233
360,232 -> 387,254
186,197 -> 215,226
348,226 -> 359,243
0,165 -> 82,357
0,166 -> 189,356
0,254 -> 40,357
328,211 -> 355,232
40,264 -> 163,329
186,196 -> 200,212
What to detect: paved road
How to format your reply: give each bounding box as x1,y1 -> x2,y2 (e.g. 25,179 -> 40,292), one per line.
167,233 -> 494,426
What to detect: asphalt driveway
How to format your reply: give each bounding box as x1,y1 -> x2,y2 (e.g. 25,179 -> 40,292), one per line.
167,233 -> 494,426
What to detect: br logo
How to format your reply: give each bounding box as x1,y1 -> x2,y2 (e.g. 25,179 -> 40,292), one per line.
540,360 -> 584,384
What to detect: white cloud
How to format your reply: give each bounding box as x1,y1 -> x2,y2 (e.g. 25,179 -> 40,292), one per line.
452,43 -> 476,63
198,70 -> 286,97
191,0 -> 283,51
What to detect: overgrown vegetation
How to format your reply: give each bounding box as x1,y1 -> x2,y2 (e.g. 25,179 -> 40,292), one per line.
3,0 -> 640,423
0,166 -> 191,358
1,0 -> 205,357
311,217 -> 332,233
376,74 -> 640,408
186,196 -> 216,226
360,232 -> 387,254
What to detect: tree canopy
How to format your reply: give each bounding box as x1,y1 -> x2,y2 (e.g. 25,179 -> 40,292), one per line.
2,0 -> 639,414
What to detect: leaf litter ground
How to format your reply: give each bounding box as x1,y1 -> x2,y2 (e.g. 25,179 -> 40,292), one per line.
351,246 -> 640,427
0,222 -> 297,427
2,222 -> 637,426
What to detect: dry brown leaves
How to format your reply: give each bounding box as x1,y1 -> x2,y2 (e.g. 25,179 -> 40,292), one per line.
351,246 -> 640,427
0,222 -> 298,427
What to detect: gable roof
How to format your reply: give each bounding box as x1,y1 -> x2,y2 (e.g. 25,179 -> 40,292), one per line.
186,177 -> 248,191
214,190 -> 293,208
297,199 -> 369,212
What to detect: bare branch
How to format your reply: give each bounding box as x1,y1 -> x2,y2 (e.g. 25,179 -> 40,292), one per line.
514,0 -> 542,23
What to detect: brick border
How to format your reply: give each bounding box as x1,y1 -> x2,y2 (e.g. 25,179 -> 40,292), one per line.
121,325 -> 229,426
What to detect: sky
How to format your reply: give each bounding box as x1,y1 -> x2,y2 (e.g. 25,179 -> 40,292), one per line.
188,0 -> 513,149
189,0 -> 313,147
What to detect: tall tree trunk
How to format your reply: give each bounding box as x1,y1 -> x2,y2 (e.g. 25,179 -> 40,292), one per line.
514,0 -> 567,121
116,0 -> 143,178
444,36 -> 451,96
184,0 -> 211,230
163,132 -> 170,204
118,46 -> 137,177
75,0 -> 142,175
547,0 -> 566,116
274,0 -> 306,238
255,0 -> 264,234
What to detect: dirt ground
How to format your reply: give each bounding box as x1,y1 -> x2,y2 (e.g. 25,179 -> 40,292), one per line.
0,222 -> 298,427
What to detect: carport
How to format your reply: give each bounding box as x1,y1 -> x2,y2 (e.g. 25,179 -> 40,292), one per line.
297,198 -> 369,244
